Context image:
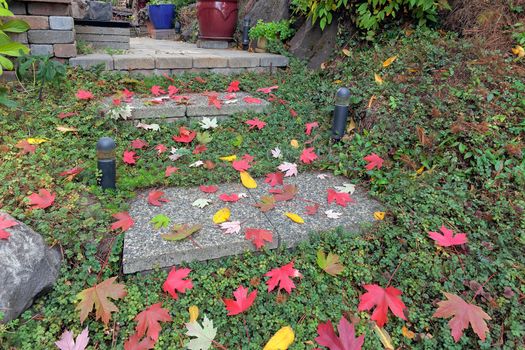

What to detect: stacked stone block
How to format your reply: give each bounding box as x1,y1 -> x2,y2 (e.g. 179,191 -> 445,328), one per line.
8,0 -> 77,58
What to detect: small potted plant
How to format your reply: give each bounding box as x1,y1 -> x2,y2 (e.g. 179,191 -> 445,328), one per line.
248,20 -> 294,52
148,0 -> 176,30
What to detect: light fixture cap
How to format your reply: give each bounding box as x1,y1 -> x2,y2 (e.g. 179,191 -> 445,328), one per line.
335,87 -> 351,106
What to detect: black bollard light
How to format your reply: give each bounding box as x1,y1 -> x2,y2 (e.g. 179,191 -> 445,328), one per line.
331,87 -> 351,141
174,21 -> 181,34
242,16 -> 251,50
97,137 -> 116,190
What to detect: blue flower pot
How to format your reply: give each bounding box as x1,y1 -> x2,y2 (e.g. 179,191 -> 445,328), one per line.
148,4 -> 176,30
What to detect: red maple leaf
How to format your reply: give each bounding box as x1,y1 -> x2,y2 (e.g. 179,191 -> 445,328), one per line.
0,215 -> 17,240
265,261 -> 303,294
315,316 -> 365,350
193,144 -> 207,155
122,88 -> 134,101
305,122 -> 319,135
113,99 -> 122,106
223,285 -> 257,316
110,212 -> 134,232
172,127 -> 196,143
194,76 -> 207,84
131,139 -> 148,149
300,147 -> 318,164
59,166 -> 84,177
207,93 -> 222,109
363,153 -> 384,170
123,150 -> 139,165
256,85 -> 278,94
357,284 -> 407,327
124,333 -> 155,350
272,184 -> 298,202
162,267 -> 193,299
27,189 -> 55,209
264,172 -> 284,187
148,190 -> 169,206
15,140 -> 36,154
150,85 -> 166,96
168,85 -> 179,96
289,108 -> 298,118
58,112 -> 78,119
76,89 -> 94,100
219,193 -> 240,202
134,303 -> 172,342
245,228 -> 273,250
327,189 -> 353,207
246,117 -> 266,130
428,225 -> 468,247
306,203 -> 320,215
225,93 -> 236,100
155,144 -> 167,155
232,159 -> 251,172
199,185 -> 218,193
433,292 -> 491,342
165,166 -> 178,177
227,80 -> 240,93
243,96 -> 262,104
242,153 -> 254,163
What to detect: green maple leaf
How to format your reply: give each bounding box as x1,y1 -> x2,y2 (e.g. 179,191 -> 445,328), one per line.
196,131 -> 213,144
317,249 -> 344,276
185,316 -> 217,350
150,214 -> 171,229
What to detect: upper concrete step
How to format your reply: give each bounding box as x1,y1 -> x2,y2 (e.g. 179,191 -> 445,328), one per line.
69,37 -> 289,76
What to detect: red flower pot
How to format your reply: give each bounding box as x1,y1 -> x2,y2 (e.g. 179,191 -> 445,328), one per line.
197,0 -> 238,40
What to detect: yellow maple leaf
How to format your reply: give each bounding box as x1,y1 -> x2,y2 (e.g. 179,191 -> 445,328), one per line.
240,171 -> 257,189
382,55 -> 397,68
402,326 -> 415,339
374,325 -> 394,350
213,208 -> 230,224
416,166 -> 425,175
285,212 -> 304,224
56,126 -> 78,133
374,73 -> 384,85
374,211 -> 385,220
512,45 -> 525,58
342,48 -> 351,57
26,138 -> 49,145
263,326 -> 295,350
219,155 -> 237,162
188,305 -> 199,322
290,139 -> 299,148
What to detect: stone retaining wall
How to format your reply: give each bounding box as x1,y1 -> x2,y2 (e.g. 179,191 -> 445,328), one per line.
75,25 -> 130,50
8,0 -> 77,58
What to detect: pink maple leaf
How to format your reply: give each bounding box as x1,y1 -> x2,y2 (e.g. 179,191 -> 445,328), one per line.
110,212 -> 134,232
300,147 -> 318,164
168,85 -> 179,96
55,327 -> 89,350
199,185 -> 218,193
289,108 -> 298,118
123,150 -> 138,165
243,96 -> 262,104
358,284 -> 407,327
151,85 -> 166,96
76,90 -> 94,100
277,162 -> 298,177
428,225 -> 468,247
192,144 -> 207,155
130,139 -> 148,150
246,117 -> 266,130
364,153 -> 384,170
245,228 -> 273,250
58,112 -> 78,119
232,159 -> 251,172
327,189 -> 354,207
165,166 -> 178,177
207,93 -> 222,109
155,144 -> 167,155
305,122 -> 319,135
172,127 -> 196,143
264,261 -> 303,294
0,215 -> 18,240
227,80 -> 240,93
59,166 -> 84,178
264,172 -> 284,187
219,193 -> 240,202
148,190 -> 169,206
256,85 -> 278,94
27,189 -> 55,209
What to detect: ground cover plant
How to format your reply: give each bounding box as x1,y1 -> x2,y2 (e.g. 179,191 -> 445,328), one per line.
0,28 -> 524,349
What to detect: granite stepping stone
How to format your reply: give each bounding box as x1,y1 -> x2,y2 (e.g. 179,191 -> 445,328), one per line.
123,172 -> 383,274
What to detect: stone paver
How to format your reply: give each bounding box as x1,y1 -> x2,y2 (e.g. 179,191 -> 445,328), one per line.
123,172 -> 382,273
116,92 -> 270,120
70,37 -> 289,74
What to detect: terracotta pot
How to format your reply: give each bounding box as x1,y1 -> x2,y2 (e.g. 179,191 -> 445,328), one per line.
256,37 -> 267,52
197,0 -> 238,40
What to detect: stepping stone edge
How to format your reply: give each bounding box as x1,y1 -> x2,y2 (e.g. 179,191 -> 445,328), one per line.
122,172 -> 383,274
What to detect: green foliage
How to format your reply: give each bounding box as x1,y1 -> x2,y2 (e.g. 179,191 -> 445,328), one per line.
76,40 -> 94,55
248,20 -> 295,42
511,22 -> 525,46
0,28 -> 524,349
291,0 -> 450,38
17,54 -> 67,100
0,0 -> 30,74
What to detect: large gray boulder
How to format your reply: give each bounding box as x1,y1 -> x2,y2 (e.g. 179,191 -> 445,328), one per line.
241,0 -> 290,24
289,16 -> 341,69
0,212 -> 61,323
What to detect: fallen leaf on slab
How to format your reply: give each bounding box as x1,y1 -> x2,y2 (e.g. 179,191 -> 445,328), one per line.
213,208 -> 230,224
148,190 -> 168,206
278,162 -> 298,177
150,214 -> 171,229
255,195 -> 276,212
263,326 -> 295,350
265,172 -> 284,187
240,171 -> 257,189
327,189 -> 353,207
219,193 -> 240,202
245,228 -> 273,249
272,184 -> 298,202
284,212 -> 304,224
305,203 -> 320,215
192,198 -> 212,209
334,183 -> 356,194
162,223 -> 202,241
325,210 -> 342,219
199,185 -> 218,193
220,221 -> 241,234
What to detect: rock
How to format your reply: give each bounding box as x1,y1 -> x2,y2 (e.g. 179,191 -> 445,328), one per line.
0,212 -> 62,323
71,0 -> 88,19
289,17 -> 344,69
85,1 -> 113,21
241,0 -> 290,24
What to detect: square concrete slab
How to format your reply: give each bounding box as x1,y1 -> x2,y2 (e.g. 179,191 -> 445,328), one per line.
123,183 -> 278,274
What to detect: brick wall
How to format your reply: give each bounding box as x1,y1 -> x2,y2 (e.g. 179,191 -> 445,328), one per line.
8,0 -> 77,59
